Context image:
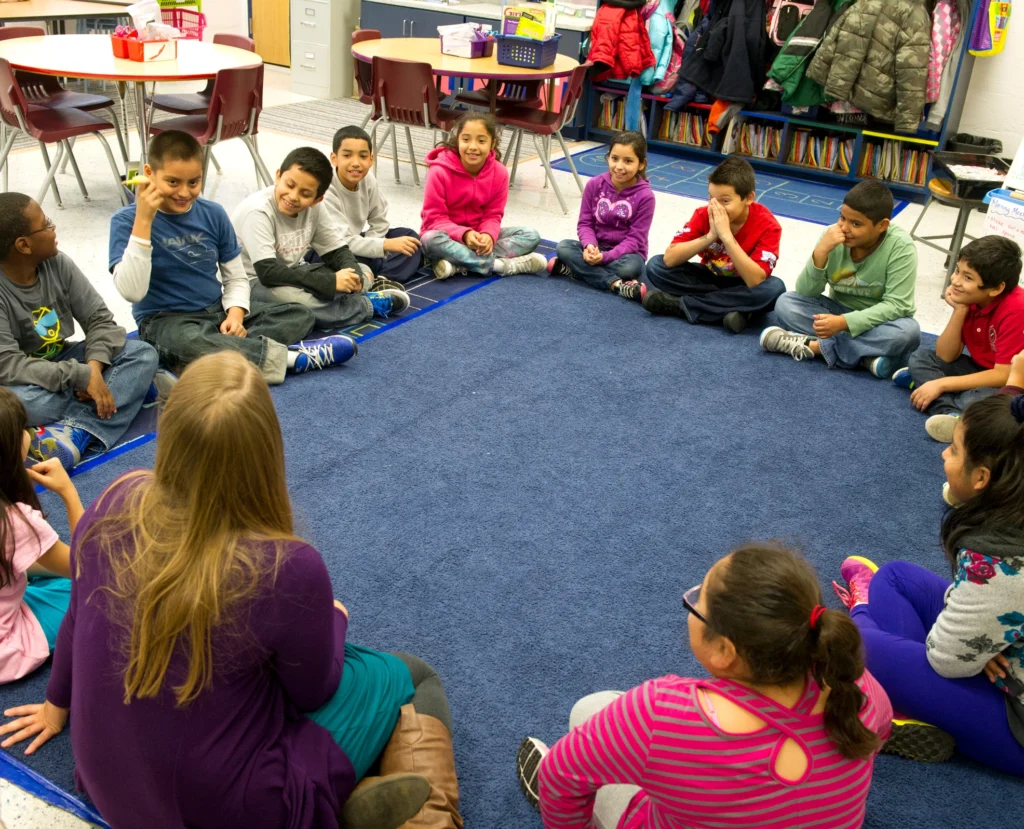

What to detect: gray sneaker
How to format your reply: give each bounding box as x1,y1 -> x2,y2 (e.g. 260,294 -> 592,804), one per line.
433,260 -> 458,280
926,414 -> 959,443
499,252 -> 548,276
759,326 -> 814,361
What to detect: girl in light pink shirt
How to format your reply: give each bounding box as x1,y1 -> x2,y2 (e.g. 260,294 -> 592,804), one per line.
0,387 -> 81,684
517,543 -> 893,829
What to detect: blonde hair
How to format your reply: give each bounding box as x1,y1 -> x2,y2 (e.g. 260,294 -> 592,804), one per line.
86,351 -> 296,706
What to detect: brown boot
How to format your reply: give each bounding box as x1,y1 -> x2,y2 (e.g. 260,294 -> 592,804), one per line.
378,704 -> 463,829
340,773 -> 431,829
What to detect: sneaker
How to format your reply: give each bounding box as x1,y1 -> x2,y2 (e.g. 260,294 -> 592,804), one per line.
433,260 -> 457,280
942,481 -> 963,508
892,367 -> 915,390
884,716 -> 956,763
143,368 -> 178,408
547,257 -> 572,278
370,275 -> 404,293
367,289 -> 411,319
288,335 -> 358,374
722,311 -> 748,334
28,424 -> 85,470
642,290 -> 683,317
831,555 -> 879,610
516,737 -> 549,811
616,280 -> 646,302
499,252 -> 548,276
925,414 -> 959,443
760,326 -> 814,361
864,356 -> 898,379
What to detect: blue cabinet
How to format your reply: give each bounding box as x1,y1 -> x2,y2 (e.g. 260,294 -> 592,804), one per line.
360,1 -> 405,37
407,7 -> 465,36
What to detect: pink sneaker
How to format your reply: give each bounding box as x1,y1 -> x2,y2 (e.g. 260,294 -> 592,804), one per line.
831,556 -> 879,609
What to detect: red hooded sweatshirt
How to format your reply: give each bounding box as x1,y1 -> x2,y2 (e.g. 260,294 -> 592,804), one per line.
420,146 -> 508,243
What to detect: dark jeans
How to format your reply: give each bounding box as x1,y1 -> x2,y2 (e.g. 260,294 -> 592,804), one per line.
555,239 -> 645,291
355,227 -> 424,285
391,651 -> 452,732
643,256 -> 786,323
852,561 -> 1024,775
908,347 -> 1001,415
138,299 -> 315,385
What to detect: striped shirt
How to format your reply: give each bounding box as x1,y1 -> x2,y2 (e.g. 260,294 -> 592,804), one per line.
538,672 -> 892,829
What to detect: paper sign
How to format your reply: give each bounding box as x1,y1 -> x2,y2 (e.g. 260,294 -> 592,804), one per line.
983,193 -> 1024,244
1004,137 -> 1024,191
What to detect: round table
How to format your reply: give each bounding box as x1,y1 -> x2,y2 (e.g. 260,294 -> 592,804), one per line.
351,37 -> 579,112
0,35 -> 263,163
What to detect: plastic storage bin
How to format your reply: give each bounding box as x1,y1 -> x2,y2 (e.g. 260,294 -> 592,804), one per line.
162,7 -> 206,40
494,33 -> 560,69
932,151 -> 1011,200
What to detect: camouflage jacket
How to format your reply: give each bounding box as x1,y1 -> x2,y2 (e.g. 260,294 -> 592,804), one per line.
805,0 -> 931,132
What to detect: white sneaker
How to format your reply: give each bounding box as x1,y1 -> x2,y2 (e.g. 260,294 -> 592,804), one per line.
433,260 -> 456,280
926,414 -> 959,443
759,326 -> 814,361
498,252 -> 548,276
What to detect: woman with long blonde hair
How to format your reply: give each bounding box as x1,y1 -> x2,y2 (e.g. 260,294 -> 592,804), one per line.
0,351 -> 462,829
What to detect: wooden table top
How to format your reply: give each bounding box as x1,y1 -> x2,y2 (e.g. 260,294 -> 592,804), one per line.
0,0 -> 131,21
351,37 -> 579,80
0,34 -> 262,82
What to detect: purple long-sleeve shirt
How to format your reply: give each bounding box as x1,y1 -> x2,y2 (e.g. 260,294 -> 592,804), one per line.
576,172 -> 655,262
46,475 -> 355,828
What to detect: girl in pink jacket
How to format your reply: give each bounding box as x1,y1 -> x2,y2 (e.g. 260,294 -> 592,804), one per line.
420,113 -> 546,280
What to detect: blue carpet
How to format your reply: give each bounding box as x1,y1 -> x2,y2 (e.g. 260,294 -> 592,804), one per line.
551,147 -> 909,225
3,276 -> 1021,826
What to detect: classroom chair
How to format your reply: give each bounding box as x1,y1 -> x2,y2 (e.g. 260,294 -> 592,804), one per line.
454,80 -> 545,112
352,29 -> 381,131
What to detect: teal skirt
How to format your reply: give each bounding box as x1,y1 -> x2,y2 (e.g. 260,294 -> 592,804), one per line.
307,643 -> 415,779
22,575 -> 72,649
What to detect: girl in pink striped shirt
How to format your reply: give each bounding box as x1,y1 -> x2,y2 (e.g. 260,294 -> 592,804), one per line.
517,543 -> 893,829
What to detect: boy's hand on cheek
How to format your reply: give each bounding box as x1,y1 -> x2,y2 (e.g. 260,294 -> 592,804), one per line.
220,308 -> 247,338
135,180 -> 163,223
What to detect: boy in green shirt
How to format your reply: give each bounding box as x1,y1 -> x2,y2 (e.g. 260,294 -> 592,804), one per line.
759,180 -> 920,377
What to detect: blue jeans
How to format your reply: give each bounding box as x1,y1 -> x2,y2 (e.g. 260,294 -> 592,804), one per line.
643,256 -> 786,323
555,240 -> 644,291
7,339 -> 157,449
853,561 -> 1024,775
355,227 -> 423,285
421,227 -> 540,275
908,347 -> 1001,415
773,292 -> 921,369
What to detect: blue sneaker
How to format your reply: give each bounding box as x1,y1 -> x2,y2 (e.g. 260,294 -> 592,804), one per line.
367,289 -> 411,319
863,356 -> 897,379
288,335 -> 358,374
143,369 -> 178,408
892,367 -> 915,390
28,424 -> 88,470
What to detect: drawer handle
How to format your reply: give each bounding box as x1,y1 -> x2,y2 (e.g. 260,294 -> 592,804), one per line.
300,20 -> 316,27
305,7 -> 315,14
300,63 -> 316,70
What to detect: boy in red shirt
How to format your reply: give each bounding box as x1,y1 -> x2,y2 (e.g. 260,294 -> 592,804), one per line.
896,235 -> 1024,442
642,156 -> 784,333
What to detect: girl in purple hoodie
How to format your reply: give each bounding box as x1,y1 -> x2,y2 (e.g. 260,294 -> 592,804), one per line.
420,113 -> 547,280
547,131 -> 655,302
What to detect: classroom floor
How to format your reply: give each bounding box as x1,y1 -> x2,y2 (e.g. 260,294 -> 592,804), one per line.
0,65 -> 1001,827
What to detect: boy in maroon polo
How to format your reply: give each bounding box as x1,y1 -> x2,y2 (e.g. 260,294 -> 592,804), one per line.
895,235 -> 1024,442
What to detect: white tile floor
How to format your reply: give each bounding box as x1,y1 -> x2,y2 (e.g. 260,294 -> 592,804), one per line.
0,66 -> 993,823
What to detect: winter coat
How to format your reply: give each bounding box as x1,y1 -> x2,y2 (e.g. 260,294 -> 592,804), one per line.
640,0 -> 675,86
767,0 -> 853,108
420,147 -> 508,242
587,0 -> 656,82
806,0 -> 931,133
679,0 -> 769,103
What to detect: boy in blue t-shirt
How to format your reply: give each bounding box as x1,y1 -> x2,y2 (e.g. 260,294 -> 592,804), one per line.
109,131 -> 356,382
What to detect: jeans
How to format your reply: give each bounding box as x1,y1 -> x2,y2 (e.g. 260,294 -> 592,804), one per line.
138,300 -> 315,386
421,227 -> 540,275
250,281 -> 372,333
908,347 -> 1001,415
555,240 -> 644,291
852,560 -> 1024,775
773,292 -> 921,370
355,227 -> 424,285
8,339 -> 157,449
643,256 -> 786,323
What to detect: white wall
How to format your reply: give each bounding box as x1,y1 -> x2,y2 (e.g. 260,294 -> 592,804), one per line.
202,0 -> 250,40
959,28 -> 1024,155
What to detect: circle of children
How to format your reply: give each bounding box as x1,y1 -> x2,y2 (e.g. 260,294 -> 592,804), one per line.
0,104 -> 1022,828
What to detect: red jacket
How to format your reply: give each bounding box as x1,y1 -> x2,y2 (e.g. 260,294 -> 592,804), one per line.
587,5 -> 656,81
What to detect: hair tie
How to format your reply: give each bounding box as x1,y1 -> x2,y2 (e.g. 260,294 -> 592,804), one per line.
1011,394 -> 1024,424
809,605 -> 827,631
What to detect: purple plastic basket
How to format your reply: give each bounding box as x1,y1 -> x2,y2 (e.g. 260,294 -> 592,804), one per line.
494,33 -> 561,69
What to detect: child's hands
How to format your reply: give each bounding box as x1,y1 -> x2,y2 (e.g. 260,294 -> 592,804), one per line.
335,269 -> 362,293
708,200 -> 732,242
477,233 -> 494,256
0,701 -> 68,756
812,313 -> 847,339
820,223 -> 847,253
27,459 -> 75,499
583,245 -> 603,265
1010,349 -> 1024,388
134,178 -> 163,224
910,379 -> 946,411
943,284 -> 971,309
334,599 -> 349,618
985,653 -> 1011,684
219,308 -> 247,338
383,236 -> 422,257
463,230 -> 482,252
84,365 -> 116,419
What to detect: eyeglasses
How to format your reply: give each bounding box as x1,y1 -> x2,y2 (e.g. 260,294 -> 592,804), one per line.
24,218 -> 56,237
682,584 -> 708,625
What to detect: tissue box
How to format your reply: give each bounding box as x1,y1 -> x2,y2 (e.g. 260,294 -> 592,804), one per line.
126,38 -> 178,62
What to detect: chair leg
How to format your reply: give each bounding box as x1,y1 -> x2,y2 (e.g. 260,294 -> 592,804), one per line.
509,129 -> 523,185
533,134 -> 567,215
62,139 -> 90,200
0,126 -> 16,192
404,126 -> 419,186
106,107 -> 129,164
554,130 -> 584,195
95,131 -> 129,207
909,197 -> 932,240
37,143 -> 63,209
390,123 -> 400,184
201,145 -> 213,194
36,142 -> 65,208
59,137 -> 74,174
241,135 -> 273,187
359,108 -> 372,130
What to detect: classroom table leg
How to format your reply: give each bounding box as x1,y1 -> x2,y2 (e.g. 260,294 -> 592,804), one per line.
547,78 -> 555,111
488,82 -> 497,114
133,81 -> 149,165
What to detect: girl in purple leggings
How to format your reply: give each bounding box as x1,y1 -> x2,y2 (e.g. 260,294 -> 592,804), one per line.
832,371 -> 1024,775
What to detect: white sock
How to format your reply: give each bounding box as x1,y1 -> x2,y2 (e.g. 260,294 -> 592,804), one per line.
492,258 -> 507,274
286,349 -> 299,369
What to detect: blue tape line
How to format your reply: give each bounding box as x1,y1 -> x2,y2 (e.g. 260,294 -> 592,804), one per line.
0,750 -> 109,827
